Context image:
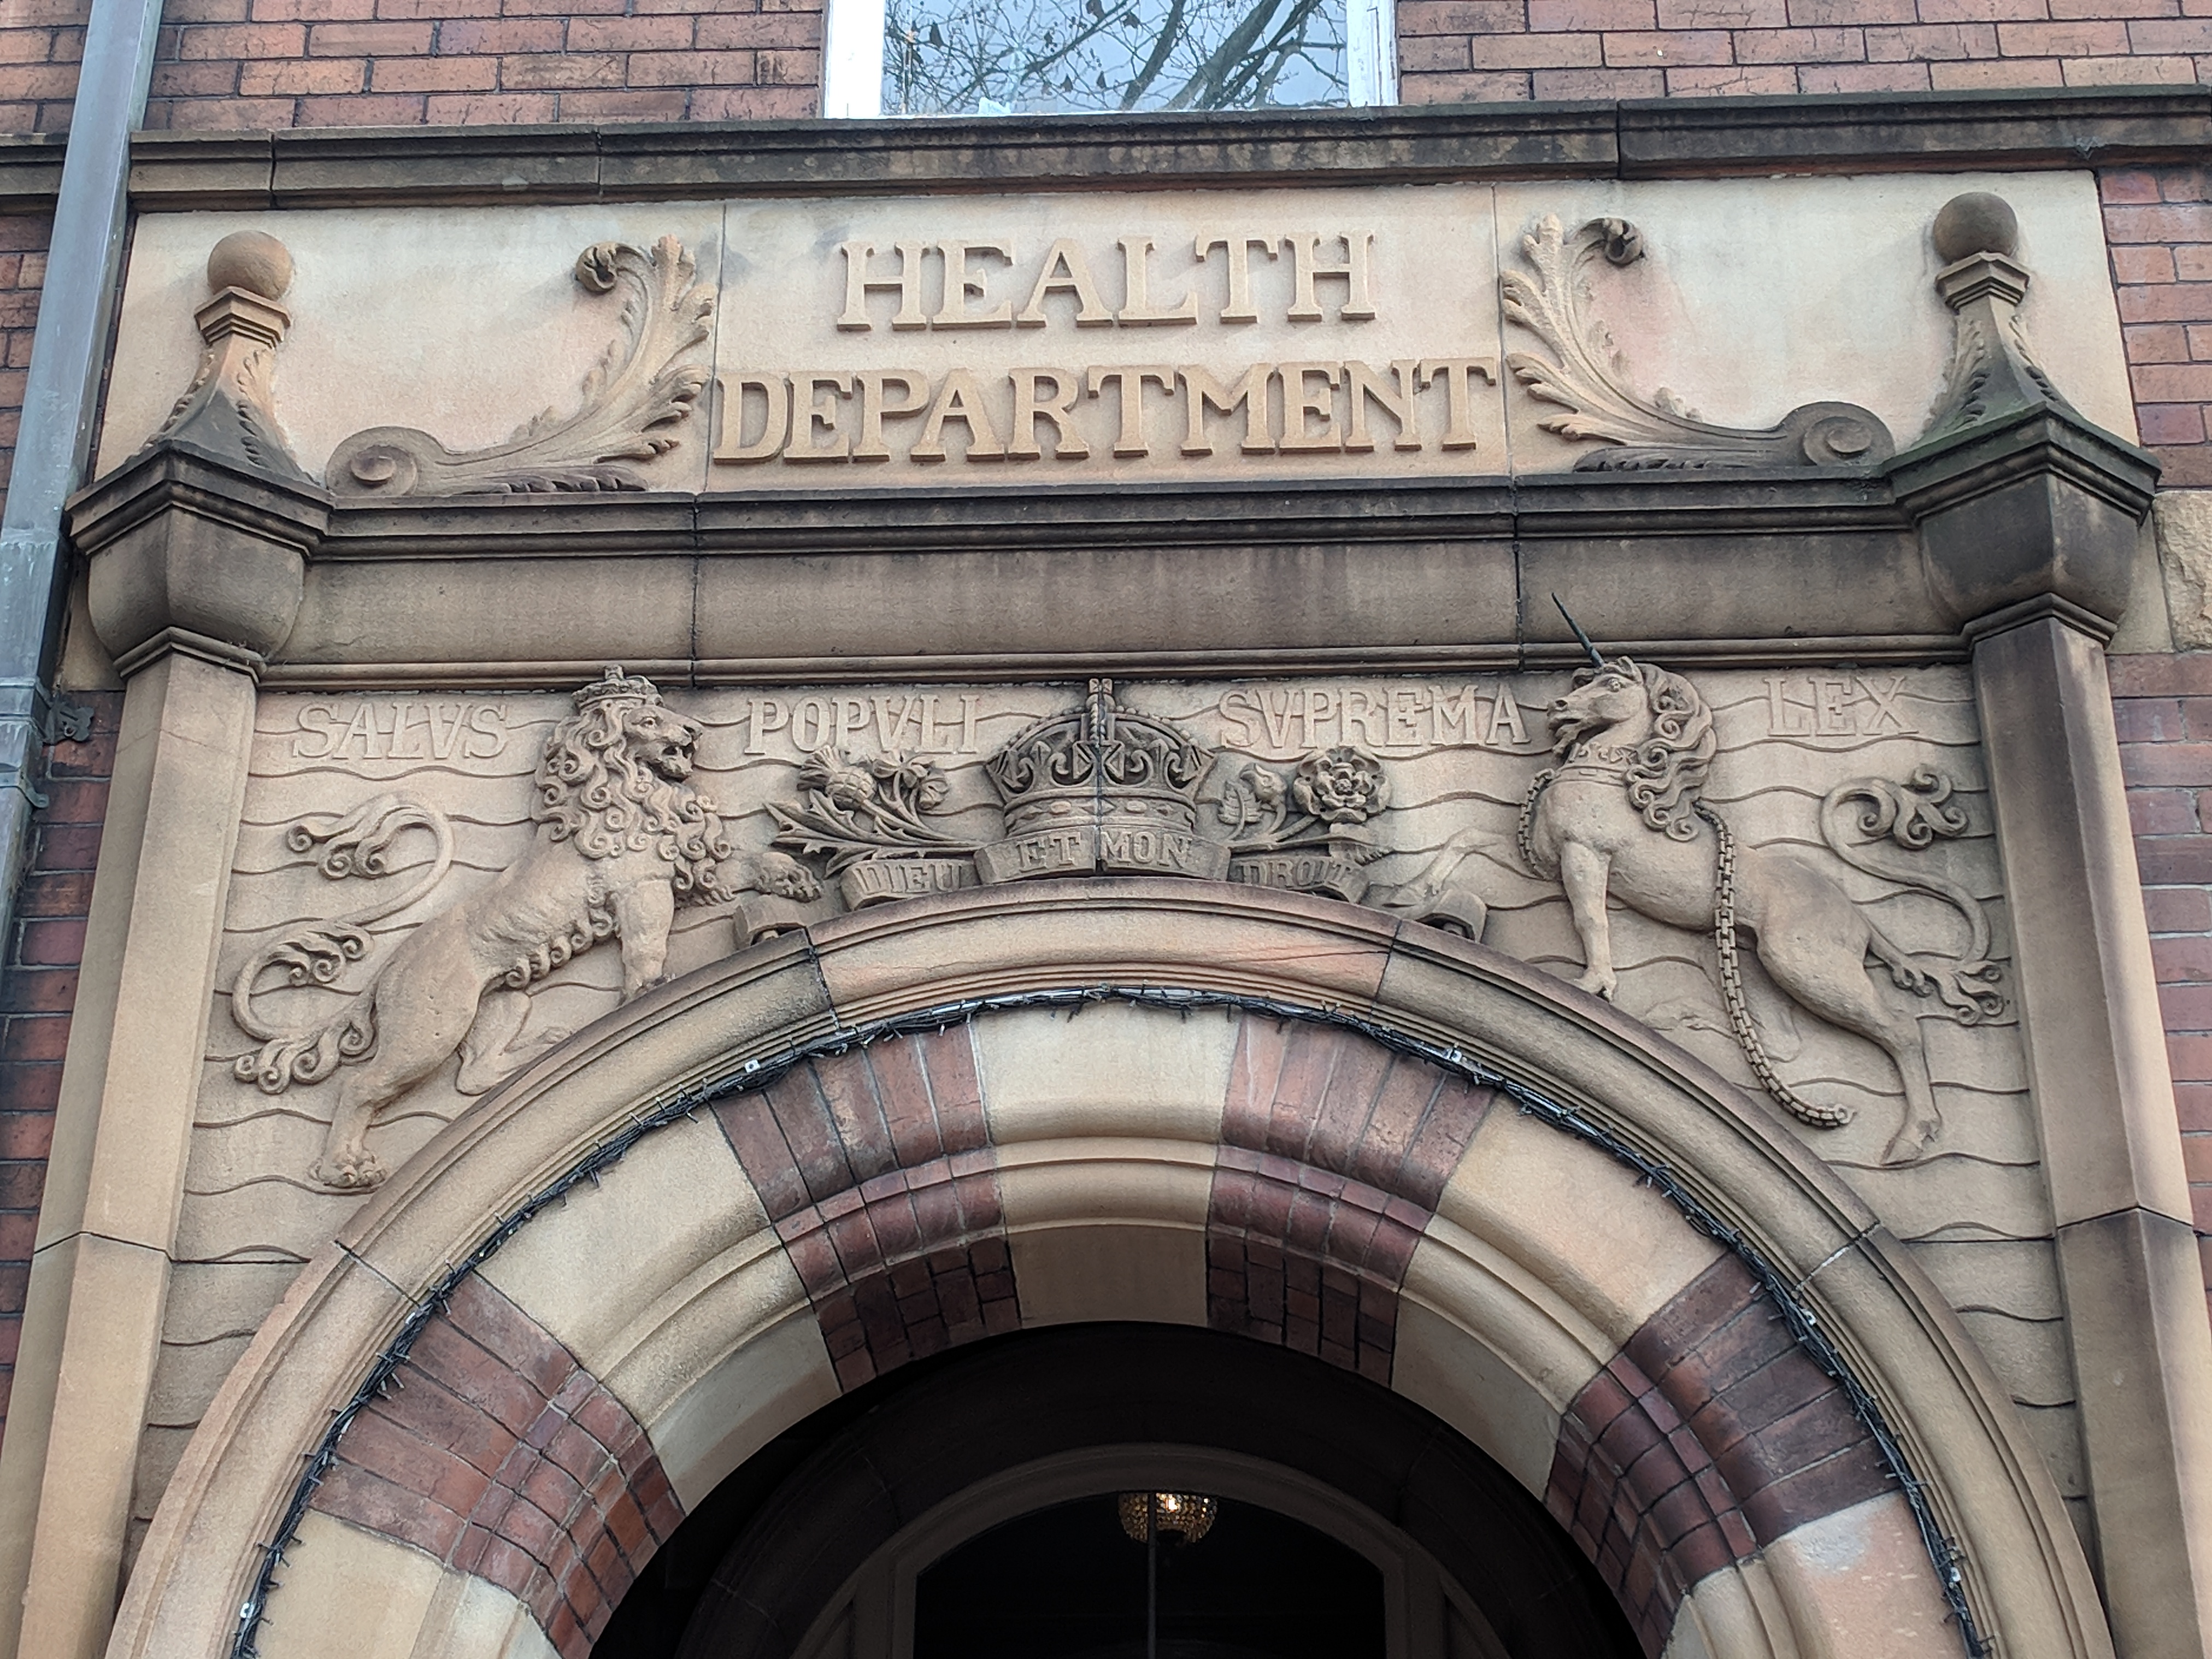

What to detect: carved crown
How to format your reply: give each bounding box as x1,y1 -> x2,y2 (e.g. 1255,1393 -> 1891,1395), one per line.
573,666 -> 663,709
985,680 -> 1213,835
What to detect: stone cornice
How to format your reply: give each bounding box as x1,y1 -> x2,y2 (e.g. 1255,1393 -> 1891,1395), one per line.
115,86 -> 2212,211
228,469 -> 1961,687
0,133 -> 65,213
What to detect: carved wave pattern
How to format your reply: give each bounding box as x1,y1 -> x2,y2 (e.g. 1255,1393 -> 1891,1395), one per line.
151,671 -> 2076,1530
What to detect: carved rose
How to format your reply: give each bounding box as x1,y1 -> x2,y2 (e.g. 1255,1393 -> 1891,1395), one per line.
868,752 -> 951,812
1293,747 -> 1389,825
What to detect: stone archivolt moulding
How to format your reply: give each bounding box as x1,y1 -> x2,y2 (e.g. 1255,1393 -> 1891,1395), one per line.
324,235 -> 713,497
1499,214 -> 1897,471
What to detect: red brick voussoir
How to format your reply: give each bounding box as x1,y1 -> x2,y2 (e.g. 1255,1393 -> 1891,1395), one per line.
710,1027 -> 1016,1390
1208,1017 -> 1496,1384
1548,1255 -> 1895,1657
310,1277 -> 685,1659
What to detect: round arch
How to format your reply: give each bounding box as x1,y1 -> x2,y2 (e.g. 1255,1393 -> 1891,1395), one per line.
109,880 -> 2108,1659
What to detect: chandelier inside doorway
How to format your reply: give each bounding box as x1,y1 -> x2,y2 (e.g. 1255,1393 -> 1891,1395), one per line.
1117,1491 -> 1219,1546
1120,1491 -> 1220,1659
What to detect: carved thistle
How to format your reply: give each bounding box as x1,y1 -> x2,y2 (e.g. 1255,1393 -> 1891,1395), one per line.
149,231 -> 316,486
326,237 -> 713,497
1500,215 -> 1895,471
229,668 -> 816,1191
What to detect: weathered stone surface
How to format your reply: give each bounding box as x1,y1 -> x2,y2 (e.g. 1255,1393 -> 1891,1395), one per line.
2154,488 -> 2212,650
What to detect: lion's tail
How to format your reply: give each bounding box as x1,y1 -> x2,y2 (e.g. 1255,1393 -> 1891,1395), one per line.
235,992 -> 381,1094
1819,770 -> 2007,1025
228,794 -> 452,1091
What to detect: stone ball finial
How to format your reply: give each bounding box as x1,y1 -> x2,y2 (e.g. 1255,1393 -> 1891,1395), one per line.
206,230 -> 293,301
1932,193 -> 2019,264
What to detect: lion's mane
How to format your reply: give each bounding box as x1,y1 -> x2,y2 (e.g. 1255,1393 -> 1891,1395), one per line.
1576,656 -> 1716,842
533,698 -> 732,898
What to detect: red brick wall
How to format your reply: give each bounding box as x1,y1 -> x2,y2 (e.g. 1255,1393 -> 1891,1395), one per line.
2111,654 -> 2212,1316
2103,166 -> 2212,487
0,216 -> 51,520
0,694 -> 120,1446
0,208 -> 69,1455
0,0 -> 87,133
1397,6 -> 2212,104
143,0 -> 820,130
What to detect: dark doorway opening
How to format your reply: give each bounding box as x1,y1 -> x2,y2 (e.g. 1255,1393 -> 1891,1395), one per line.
594,1324 -> 1639,1659
914,1494 -> 1386,1659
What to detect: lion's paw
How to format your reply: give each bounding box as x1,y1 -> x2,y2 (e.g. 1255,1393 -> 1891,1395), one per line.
312,1149 -> 389,1192
760,851 -> 821,900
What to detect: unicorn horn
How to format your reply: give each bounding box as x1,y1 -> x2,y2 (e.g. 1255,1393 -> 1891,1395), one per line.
1552,593 -> 1605,669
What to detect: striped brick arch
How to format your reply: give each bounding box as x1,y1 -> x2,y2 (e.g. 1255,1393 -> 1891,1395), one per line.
304,1011 -> 1896,1659
115,886 -> 2102,1659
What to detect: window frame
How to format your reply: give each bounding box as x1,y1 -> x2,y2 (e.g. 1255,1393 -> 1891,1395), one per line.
820,0 -> 1396,119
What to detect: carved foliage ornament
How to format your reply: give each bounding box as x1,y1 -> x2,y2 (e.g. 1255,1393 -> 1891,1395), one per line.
1499,215 -> 1896,471
326,237 -> 713,497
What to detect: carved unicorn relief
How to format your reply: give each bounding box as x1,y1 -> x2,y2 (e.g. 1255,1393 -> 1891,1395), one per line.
1508,638 -> 2003,1166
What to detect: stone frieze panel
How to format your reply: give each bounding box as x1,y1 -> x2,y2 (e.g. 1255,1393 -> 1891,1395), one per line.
143,664 -> 2089,1549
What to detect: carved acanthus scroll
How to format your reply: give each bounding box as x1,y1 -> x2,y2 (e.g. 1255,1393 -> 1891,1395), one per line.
1500,215 -> 1895,471
326,237 -> 713,497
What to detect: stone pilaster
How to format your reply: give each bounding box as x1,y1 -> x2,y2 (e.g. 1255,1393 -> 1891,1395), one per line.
1892,192 -> 2212,1659
0,234 -> 328,1659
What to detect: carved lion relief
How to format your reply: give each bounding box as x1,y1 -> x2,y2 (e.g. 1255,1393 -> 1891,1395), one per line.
229,669 -> 816,1189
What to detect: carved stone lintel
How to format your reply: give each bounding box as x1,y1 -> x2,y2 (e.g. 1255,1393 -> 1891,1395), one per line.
1500,215 -> 1895,472
149,231 -> 315,487
326,236 -> 713,497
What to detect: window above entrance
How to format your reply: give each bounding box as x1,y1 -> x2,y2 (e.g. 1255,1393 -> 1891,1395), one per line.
820,0 -> 1395,117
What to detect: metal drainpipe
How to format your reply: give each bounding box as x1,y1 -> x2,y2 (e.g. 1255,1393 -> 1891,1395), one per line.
0,0 -> 166,946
